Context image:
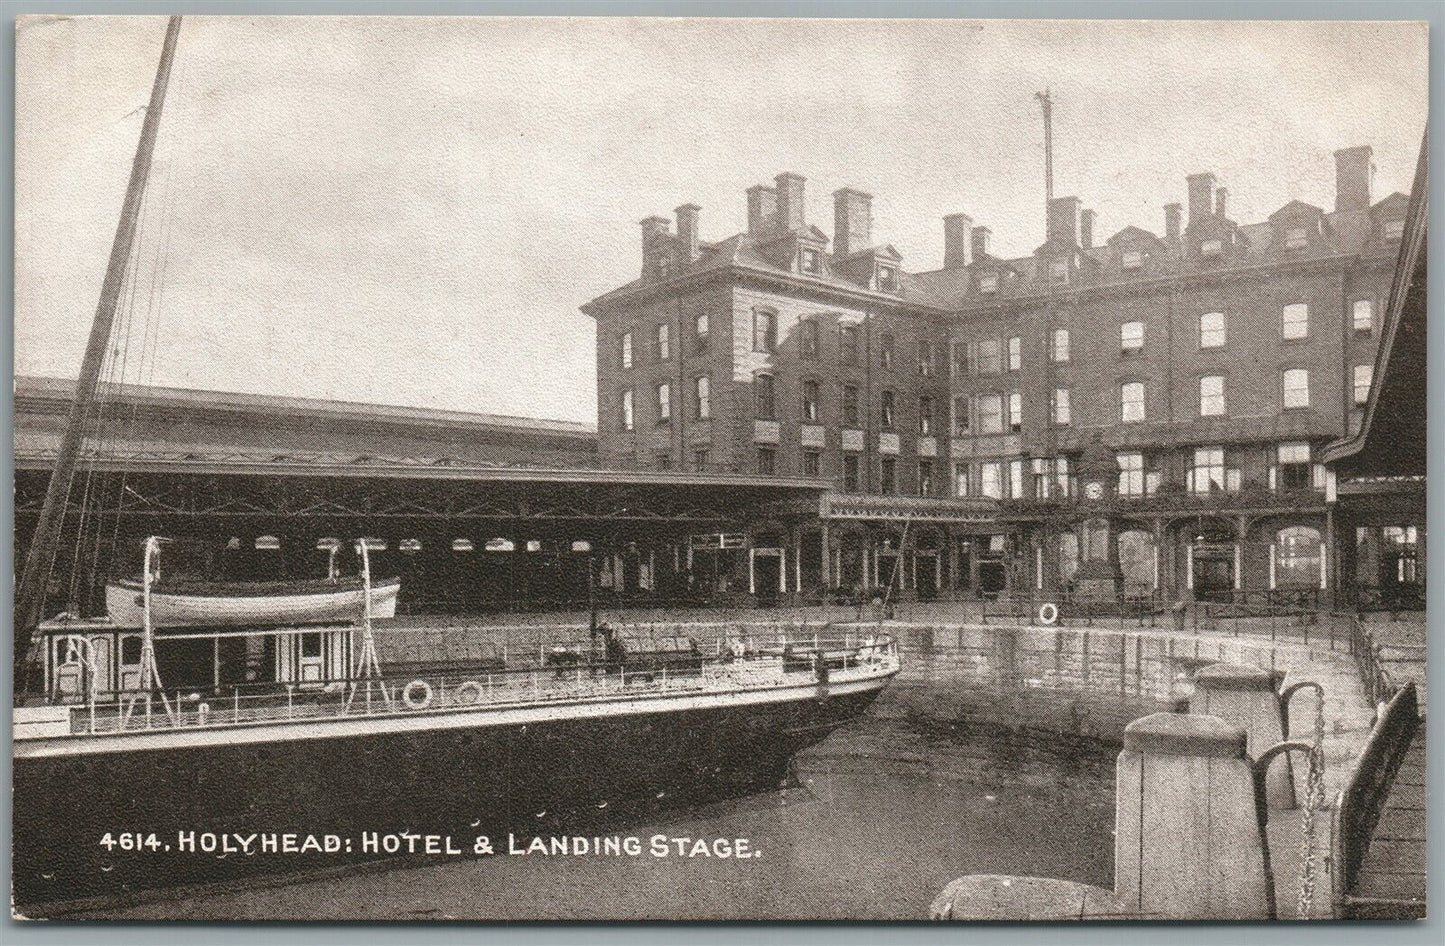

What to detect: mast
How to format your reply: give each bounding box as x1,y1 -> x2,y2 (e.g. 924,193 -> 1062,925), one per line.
1034,89 -> 1054,223
14,16 -> 183,685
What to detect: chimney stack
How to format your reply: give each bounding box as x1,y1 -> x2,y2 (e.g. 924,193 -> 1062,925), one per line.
1164,203 -> 1182,242
775,172 -> 806,232
746,185 -> 777,235
675,204 -> 700,261
1080,209 -> 1096,250
1334,145 -> 1374,213
640,216 -> 671,272
943,213 -> 973,269
1186,173 -> 1216,227
971,226 -> 992,262
1214,188 -> 1228,219
1046,195 -> 1082,246
833,188 -> 873,257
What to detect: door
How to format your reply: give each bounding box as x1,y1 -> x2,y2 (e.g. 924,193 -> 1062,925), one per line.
119,634 -> 144,691
88,635 -> 113,697
299,631 -> 325,685
915,555 -> 939,600
1192,550 -> 1235,602
753,553 -> 782,605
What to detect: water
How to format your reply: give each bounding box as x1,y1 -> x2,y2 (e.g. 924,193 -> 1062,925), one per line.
69,716 -> 1117,921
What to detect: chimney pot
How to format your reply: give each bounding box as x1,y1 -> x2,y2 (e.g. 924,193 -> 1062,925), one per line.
1080,209 -> 1096,250
1186,173 -> 1216,227
1164,203 -> 1182,242
943,213 -> 973,269
1334,145 -> 1374,213
774,172 -> 807,232
1047,196 -> 1082,247
833,187 -> 873,258
675,204 -> 700,261
746,185 -> 777,235
971,226 -> 992,262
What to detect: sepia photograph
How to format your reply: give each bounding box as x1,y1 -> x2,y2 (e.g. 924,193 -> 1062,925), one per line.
8,10 -> 1431,924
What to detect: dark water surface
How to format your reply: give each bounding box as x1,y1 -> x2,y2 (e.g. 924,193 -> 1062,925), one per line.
74,716 -> 1116,921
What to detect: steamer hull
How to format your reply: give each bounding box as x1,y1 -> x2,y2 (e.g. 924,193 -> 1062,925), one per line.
13,673 -> 889,911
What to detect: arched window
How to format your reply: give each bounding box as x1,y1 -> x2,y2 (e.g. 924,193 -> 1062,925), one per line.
1275,526 -> 1324,588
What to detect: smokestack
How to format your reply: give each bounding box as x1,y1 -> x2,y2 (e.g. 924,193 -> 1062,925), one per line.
1214,188 -> 1228,219
675,204 -> 700,261
746,185 -> 777,235
971,226 -> 992,262
1080,209 -> 1096,250
1046,196 -> 1081,246
1186,173 -> 1216,227
774,172 -> 806,232
833,188 -> 872,257
1164,203 -> 1182,242
943,213 -> 973,269
1334,145 -> 1374,213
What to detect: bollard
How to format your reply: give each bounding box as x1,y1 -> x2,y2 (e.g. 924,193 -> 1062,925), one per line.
1116,713 -> 1272,920
1190,663 -> 1296,809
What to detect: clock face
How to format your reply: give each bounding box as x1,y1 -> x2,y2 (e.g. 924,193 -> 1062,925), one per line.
1084,481 -> 1105,501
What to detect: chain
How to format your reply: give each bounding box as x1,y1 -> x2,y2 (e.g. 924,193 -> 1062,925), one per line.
1295,688 -> 1328,918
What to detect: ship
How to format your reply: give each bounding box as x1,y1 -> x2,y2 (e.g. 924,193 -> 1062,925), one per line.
11,17 -> 900,912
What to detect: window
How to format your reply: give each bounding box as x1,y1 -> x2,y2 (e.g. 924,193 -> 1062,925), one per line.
843,455 -> 861,492
978,273 -> 998,294
1120,381 -> 1145,423
1275,526 -> 1323,588
1049,259 -> 1069,283
756,448 -> 776,476
1353,300 -> 1373,335
800,318 -> 819,359
1200,238 -> 1223,257
1121,250 -> 1143,270
621,331 -> 633,369
977,339 -> 1002,374
1117,452 -> 1145,497
953,463 -> 970,498
1353,364 -> 1373,406
880,390 -> 896,429
1276,442 -> 1312,492
880,333 -> 896,370
656,323 -> 670,361
620,388 -> 634,431
801,247 -> 821,274
1120,320 -> 1144,355
1051,328 -> 1070,363
1192,447 -> 1225,494
951,340 -> 968,377
1200,311 -> 1226,349
977,393 -> 1003,434
952,395 -> 971,435
1284,226 -> 1308,250
655,382 -> 671,424
1030,458 -> 1054,499
1282,303 -> 1309,341
753,309 -> 777,352
692,449 -> 709,472
802,379 -> 820,422
840,325 -> 860,364
918,395 -> 935,435
880,457 -> 897,494
693,375 -> 710,419
918,460 -> 934,497
1008,392 -> 1022,432
1009,459 -> 1025,499
1282,368 -> 1310,409
1055,456 -> 1072,498
754,373 -> 776,419
919,340 -> 935,376
877,265 -> 897,292
693,311 -> 709,351
980,462 -> 1003,499
803,450 -> 821,476
1052,388 -> 1071,426
1384,219 -> 1404,241
842,384 -> 860,427
1008,336 -> 1021,371
1199,375 -> 1226,417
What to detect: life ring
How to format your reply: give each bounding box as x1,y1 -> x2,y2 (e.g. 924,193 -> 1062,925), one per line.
453,681 -> 484,706
402,679 -> 434,710
1036,602 -> 1060,626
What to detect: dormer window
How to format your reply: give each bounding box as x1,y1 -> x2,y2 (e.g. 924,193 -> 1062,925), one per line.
801,247 -> 821,274
1384,219 -> 1405,241
978,273 -> 999,294
877,265 -> 898,292
1284,227 -> 1308,250
1049,260 -> 1069,284
1121,250 -> 1143,270
1200,238 -> 1223,258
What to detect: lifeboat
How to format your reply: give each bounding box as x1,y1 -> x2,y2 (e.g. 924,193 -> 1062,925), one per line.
103,575 -> 401,628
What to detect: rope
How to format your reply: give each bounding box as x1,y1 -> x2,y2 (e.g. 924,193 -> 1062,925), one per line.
1295,687 -> 1328,918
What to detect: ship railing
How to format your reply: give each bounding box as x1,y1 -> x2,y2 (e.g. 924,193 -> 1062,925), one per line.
64,634 -> 898,736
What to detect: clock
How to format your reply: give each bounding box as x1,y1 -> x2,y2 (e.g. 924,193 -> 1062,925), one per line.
1084,481 -> 1105,501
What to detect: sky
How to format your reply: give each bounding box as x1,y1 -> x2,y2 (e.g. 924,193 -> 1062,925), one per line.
14,16 -> 1429,426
